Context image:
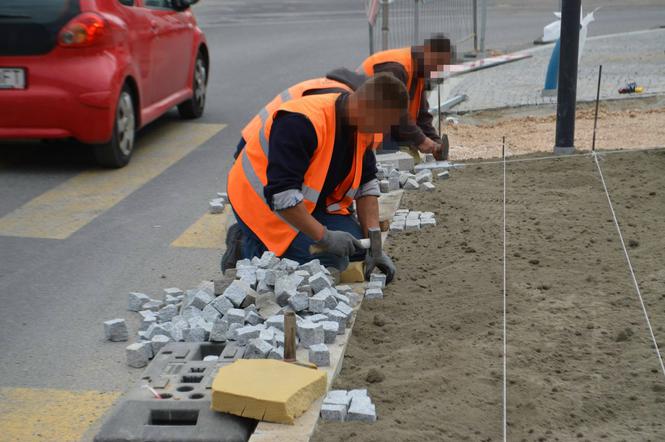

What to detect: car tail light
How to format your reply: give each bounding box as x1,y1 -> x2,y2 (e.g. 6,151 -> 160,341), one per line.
58,13 -> 107,48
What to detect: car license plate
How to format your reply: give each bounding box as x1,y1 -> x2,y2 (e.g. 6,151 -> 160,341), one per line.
0,68 -> 26,90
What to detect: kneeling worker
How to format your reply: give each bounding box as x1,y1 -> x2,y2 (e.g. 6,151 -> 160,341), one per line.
225,73 -> 407,284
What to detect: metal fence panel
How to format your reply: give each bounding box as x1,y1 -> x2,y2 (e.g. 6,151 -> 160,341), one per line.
366,0 -> 478,56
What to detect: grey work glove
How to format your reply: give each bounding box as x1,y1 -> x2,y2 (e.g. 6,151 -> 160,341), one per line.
314,228 -> 363,258
364,251 -> 396,285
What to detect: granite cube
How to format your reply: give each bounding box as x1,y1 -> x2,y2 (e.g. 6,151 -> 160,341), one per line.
244,338 -> 272,359
126,342 -> 152,368
308,343 -> 330,367
104,319 -> 128,342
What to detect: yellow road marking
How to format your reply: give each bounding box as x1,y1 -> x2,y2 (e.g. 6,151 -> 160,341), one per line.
0,387 -> 120,442
171,205 -> 232,249
0,123 -> 225,240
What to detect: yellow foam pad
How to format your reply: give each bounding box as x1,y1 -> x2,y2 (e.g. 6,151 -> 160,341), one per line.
211,359 -> 327,425
340,261 -> 365,283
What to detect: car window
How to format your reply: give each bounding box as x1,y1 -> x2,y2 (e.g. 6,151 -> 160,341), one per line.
118,0 -> 134,6
143,0 -> 173,10
0,0 -> 78,24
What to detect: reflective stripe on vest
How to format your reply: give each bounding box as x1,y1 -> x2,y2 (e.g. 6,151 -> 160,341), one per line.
360,47 -> 422,121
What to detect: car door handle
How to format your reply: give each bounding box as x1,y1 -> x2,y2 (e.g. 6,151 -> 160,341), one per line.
150,20 -> 158,33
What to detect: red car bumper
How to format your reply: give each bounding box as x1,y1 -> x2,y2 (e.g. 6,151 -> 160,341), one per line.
0,48 -> 120,144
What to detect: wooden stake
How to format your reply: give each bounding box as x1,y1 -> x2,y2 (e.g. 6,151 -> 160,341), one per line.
284,311 -> 297,363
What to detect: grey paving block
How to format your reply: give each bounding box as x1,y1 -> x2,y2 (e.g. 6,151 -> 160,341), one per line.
299,259 -> 323,275
415,169 -> 433,184
226,323 -> 242,341
347,395 -> 376,422
308,292 -> 328,313
308,343 -> 330,367
369,273 -> 387,288
277,258 -> 300,271
146,323 -> 174,340
266,314 -> 284,331
209,199 -> 225,214
128,292 -> 151,312
420,211 -> 435,219
143,299 -> 164,312
366,280 -> 383,290
332,291 -> 350,305
210,295 -> 234,315
104,319 -> 128,342
126,342 -> 152,368
307,313 -> 329,323
394,209 -> 409,216
268,346 -> 284,360
256,251 -> 279,269
244,338 -> 272,359
139,315 -> 157,332
225,308 -> 245,326
257,327 -> 275,343
235,325 -> 261,345
335,302 -> 353,318
324,390 -> 350,408
274,273 -> 300,301
288,292 -> 309,312
421,182 -> 436,192
158,304 -> 178,323
365,287 -> 384,300
164,294 -> 180,305
191,291 -> 214,310
322,321 -> 339,344
324,310 -> 347,333
223,280 -> 253,307
388,175 -> 401,191
150,334 -> 171,354
171,316 -> 189,341
183,327 -> 207,342
345,291 -> 361,307
379,179 -> 390,193
235,258 -> 252,269
308,272 -> 331,293
296,321 -> 324,348
201,304 -> 221,323
209,318 -> 229,342
403,178 -> 419,190
437,171 -> 450,179
245,310 -> 264,326
237,266 -> 257,288
405,219 -> 420,231
163,287 -> 183,298
420,218 -> 437,228
389,222 -> 405,232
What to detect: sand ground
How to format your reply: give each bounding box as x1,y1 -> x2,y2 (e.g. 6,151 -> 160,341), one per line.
444,97 -> 665,160
312,148 -> 665,441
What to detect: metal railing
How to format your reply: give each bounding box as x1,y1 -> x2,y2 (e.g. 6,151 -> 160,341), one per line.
365,0 -> 486,56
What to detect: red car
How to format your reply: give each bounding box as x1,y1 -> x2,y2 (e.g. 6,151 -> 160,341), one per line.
0,0 -> 208,167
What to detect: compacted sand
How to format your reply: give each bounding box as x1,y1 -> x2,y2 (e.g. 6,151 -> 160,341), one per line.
312,150 -> 665,441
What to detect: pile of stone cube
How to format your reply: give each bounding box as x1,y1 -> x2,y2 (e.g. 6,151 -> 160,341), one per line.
389,209 -> 437,233
116,252 -> 362,369
209,192 -> 228,214
320,389 -> 376,422
376,165 -> 435,193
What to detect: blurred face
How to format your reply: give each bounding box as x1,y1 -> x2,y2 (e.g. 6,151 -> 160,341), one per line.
424,48 -> 452,75
355,105 -> 402,133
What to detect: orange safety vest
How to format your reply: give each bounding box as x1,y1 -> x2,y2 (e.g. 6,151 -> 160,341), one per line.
360,47 -> 424,122
240,77 -> 354,144
228,93 -> 377,256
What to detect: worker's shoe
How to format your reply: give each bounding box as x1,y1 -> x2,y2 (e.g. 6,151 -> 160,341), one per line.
221,223 -> 243,272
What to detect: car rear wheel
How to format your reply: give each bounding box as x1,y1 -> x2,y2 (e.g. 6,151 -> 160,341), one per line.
93,86 -> 136,168
177,53 -> 207,119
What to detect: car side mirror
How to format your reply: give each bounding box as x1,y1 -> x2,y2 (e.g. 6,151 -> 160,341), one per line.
172,0 -> 199,11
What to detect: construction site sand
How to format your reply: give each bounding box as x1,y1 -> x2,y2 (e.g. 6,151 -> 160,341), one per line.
445,98 -> 665,160
312,149 -> 665,441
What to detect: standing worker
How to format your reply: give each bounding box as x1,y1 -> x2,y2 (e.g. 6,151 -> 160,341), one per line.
360,34 -> 453,160
223,73 -> 407,284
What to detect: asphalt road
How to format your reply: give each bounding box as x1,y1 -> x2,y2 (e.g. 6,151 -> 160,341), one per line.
0,0 -> 663,432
